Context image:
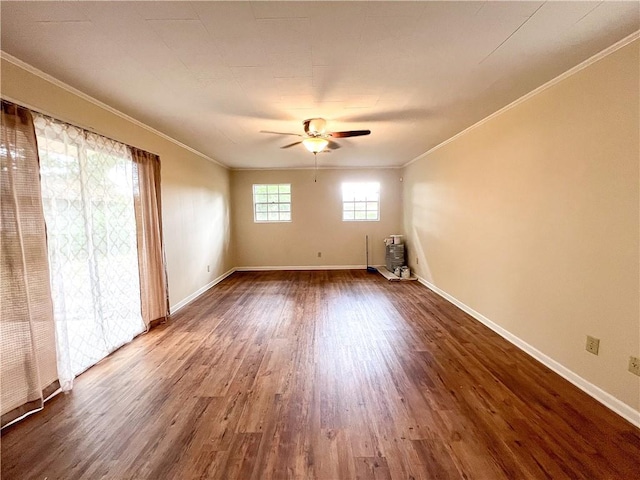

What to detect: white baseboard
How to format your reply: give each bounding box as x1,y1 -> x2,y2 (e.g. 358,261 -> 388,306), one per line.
170,268 -> 236,314
416,276 -> 640,428
235,265 -> 366,271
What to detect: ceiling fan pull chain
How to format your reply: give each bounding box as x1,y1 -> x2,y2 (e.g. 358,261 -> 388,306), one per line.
314,153 -> 317,182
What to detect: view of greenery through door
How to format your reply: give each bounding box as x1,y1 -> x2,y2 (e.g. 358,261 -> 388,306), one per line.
34,115 -> 144,389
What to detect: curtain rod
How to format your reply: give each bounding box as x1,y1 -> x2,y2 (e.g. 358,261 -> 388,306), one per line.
1,96 -> 161,157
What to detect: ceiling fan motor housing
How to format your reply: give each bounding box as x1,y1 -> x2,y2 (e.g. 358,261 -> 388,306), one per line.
305,118 -> 327,136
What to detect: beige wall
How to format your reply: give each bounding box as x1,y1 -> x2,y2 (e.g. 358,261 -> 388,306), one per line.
403,41 -> 640,411
1,58 -> 234,310
232,168 -> 402,268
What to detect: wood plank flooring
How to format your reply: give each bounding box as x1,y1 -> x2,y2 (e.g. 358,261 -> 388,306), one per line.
1,270 -> 639,479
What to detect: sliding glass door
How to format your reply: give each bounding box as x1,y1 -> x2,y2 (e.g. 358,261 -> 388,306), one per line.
35,116 -> 144,389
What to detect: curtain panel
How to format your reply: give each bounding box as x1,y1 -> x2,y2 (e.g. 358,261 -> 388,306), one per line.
130,148 -> 169,328
1,101 -> 60,428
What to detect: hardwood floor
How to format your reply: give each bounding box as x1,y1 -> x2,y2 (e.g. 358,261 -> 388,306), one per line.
1,270 -> 639,479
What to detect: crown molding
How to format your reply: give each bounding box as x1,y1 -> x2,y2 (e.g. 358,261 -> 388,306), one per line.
403,30 -> 640,168
0,51 -> 228,169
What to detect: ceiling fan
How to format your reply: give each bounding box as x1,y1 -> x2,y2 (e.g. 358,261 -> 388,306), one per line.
261,118 -> 371,154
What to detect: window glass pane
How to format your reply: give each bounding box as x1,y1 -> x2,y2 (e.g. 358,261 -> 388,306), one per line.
253,184 -> 291,223
342,182 -> 379,222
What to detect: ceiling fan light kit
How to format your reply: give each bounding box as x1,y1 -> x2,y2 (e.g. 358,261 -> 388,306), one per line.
302,137 -> 329,153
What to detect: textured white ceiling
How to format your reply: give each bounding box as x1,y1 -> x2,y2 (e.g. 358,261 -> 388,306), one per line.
1,1 -> 638,168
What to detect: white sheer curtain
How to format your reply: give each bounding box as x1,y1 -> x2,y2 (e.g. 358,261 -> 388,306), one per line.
34,115 -> 145,390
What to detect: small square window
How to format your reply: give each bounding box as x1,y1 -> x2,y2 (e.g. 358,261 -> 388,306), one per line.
342,182 -> 380,221
253,184 -> 292,222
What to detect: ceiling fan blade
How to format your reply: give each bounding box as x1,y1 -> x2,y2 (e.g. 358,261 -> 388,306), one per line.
326,140 -> 341,150
329,130 -> 371,138
260,130 -> 302,136
281,141 -> 303,149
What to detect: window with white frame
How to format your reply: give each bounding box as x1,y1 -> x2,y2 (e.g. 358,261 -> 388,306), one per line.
342,182 -> 380,221
253,184 -> 291,222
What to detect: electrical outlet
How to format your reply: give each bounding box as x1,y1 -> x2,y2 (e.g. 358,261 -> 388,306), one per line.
317,252 -> 321,258
629,356 -> 640,376
585,336 -> 600,355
